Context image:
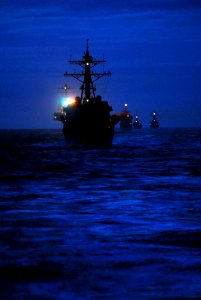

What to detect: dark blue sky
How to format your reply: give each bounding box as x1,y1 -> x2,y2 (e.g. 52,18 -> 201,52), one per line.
0,0 -> 201,128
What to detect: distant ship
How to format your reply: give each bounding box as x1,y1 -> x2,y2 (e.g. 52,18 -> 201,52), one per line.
54,40 -> 120,147
133,115 -> 142,129
150,112 -> 159,128
119,104 -> 133,130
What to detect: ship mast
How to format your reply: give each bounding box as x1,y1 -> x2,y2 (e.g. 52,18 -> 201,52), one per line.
64,39 -> 111,103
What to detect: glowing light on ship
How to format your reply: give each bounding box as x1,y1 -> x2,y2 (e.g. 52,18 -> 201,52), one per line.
61,97 -> 75,107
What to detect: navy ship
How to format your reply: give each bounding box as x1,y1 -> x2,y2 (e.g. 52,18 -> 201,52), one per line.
133,115 -> 142,129
150,112 -> 159,128
54,40 -> 119,147
119,104 -> 133,130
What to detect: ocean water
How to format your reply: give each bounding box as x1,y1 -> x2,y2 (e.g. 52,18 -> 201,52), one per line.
0,128 -> 201,300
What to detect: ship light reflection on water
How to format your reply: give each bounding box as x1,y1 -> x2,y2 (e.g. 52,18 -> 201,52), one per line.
61,97 -> 75,107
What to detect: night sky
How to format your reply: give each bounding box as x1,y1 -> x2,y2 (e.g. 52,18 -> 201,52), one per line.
1,0 -> 201,128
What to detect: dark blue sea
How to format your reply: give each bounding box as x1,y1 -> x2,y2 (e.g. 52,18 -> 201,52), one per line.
0,128 -> 201,299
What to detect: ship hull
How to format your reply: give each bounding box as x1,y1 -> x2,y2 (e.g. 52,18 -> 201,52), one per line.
150,121 -> 159,128
120,120 -> 132,130
63,124 -> 114,148
133,124 -> 142,129
61,99 -> 118,148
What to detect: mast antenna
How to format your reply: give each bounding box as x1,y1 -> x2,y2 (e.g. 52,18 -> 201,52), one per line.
64,41 -> 111,103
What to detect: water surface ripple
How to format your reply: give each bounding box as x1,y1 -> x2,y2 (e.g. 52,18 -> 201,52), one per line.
0,128 -> 201,299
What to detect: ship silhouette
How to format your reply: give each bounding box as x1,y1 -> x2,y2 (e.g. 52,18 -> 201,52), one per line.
150,112 -> 159,128
119,104 -> 133,130
54,40 -> 120,147
133,115 -> 142,129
